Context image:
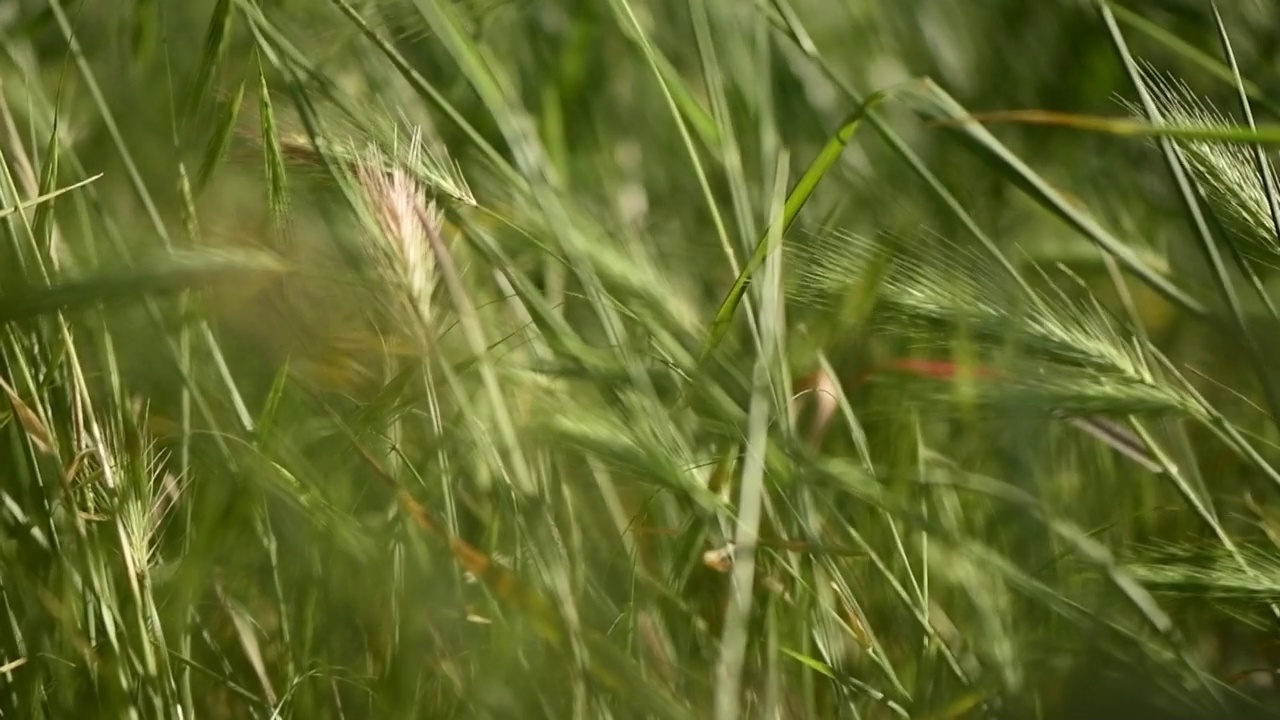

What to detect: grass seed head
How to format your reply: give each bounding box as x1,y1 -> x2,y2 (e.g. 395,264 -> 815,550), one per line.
352,134 -> 445,336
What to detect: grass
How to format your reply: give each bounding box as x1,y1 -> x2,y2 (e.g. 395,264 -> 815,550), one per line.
5,0 -> 1280,717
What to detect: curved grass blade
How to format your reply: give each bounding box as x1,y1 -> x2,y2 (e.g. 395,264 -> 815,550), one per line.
698,84 -> 907,365
253,358 -> 292,449
30,117 -> 63,264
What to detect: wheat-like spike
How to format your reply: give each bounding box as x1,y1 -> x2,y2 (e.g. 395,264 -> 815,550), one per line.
268,105 -> 477,209
1125,66 -> 1280,267
1125,541 -> 1280,600
112,398 -> 185,579
350,133 -> 443,334
787,230 -> 1115,369
786,229 -> 1197,417
119,453 -> 184,577
356,118 -> 476,208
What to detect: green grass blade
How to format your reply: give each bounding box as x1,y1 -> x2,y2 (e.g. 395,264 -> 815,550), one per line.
253,358 -> 291,448
698,86 -> 900,364
184,0 -> 235,125
196,77 -> 246,193
0,174 -> 101,221
942,109 -> 1280,145
0,248 -> 284,325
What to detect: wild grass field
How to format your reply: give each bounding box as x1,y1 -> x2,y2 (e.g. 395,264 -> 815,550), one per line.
5,0 -> 1280,717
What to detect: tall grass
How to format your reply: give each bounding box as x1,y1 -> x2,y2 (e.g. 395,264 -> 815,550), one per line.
4,0 -> 1280,718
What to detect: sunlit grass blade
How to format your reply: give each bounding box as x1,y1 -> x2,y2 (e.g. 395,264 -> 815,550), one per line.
253,358 -> 291,448
30,116 -> 62,260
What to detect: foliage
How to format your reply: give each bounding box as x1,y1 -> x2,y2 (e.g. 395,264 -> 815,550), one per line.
4,0 -> 1280,718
